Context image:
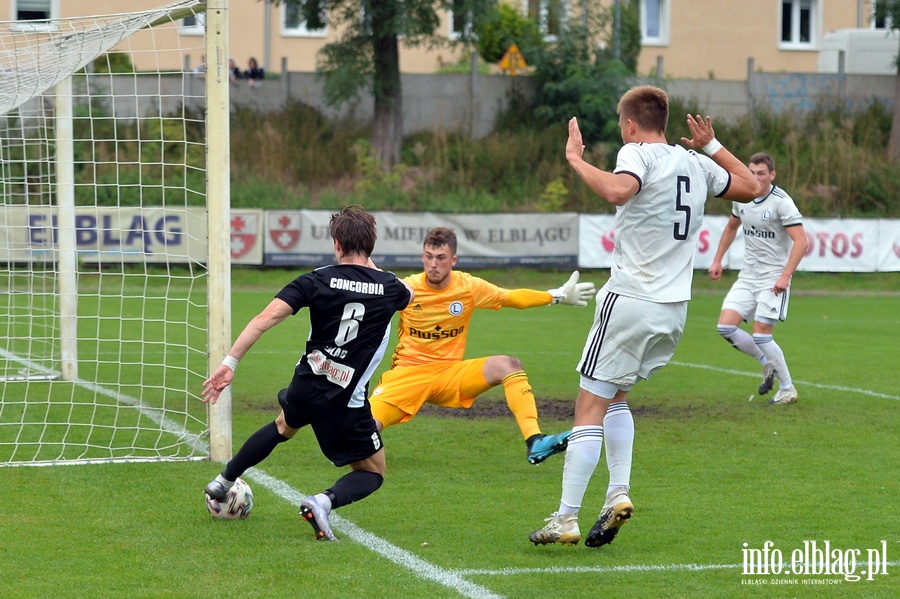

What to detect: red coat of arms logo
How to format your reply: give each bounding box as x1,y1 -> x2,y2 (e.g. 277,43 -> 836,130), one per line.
268,213 -> 301,251
230,213 -> 258,259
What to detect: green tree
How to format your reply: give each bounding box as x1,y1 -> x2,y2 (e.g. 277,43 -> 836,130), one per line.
606,0 -> 641,74
474,3 -> 543,64
528,8 -> 632,143
274,0 -> 498,170
874,0 -> 900,162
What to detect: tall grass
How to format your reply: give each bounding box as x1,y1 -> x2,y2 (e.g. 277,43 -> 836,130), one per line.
667,97 -> 898,217
229,98 -> 899,216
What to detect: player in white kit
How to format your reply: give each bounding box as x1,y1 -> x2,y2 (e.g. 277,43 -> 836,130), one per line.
529,85 -> 762,549
708,152 -> 808,406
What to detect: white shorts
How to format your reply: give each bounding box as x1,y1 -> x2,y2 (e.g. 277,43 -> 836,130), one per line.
577,288 -> 687,389
722,278 -> 790,323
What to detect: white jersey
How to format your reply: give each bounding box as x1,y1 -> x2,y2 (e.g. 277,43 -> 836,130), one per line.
607,142 -> 732,302
732,185 -> 803,283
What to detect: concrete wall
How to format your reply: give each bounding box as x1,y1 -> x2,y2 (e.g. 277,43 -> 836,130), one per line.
227,70 -> 895,136
748,72 -> 896,114
4,70 -> 895,139
657,73 -> 896,121
225,71 -> 539,139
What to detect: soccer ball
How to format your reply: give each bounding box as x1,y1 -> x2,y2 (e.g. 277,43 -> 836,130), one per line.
206,477 -> 254,520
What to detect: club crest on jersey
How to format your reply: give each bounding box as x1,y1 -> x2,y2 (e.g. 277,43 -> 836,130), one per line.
762,210 -> 771,221
448,301 -> 464,316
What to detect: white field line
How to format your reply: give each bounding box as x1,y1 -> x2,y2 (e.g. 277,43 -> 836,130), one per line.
456,561 -> 900,576
79,350 -> 899,402
458,563 -> 741,575
1,347 -> 503,599
7,345 -> 897,596
0,347 -> 205,448
244,469 -> 503,599
670,361 -> 900,401
0,347 -> 60,376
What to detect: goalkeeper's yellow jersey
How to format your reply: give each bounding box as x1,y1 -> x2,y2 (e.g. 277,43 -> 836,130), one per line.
390,271 -> 508,368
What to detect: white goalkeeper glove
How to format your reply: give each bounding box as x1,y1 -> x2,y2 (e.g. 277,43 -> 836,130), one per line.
548,271 -> 595,307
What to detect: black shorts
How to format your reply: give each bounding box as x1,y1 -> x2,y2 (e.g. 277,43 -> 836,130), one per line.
277,376 -> 383,467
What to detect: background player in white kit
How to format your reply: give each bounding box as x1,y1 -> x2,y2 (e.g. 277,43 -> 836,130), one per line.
708,152 -> 808,406
529,85 -> 762,549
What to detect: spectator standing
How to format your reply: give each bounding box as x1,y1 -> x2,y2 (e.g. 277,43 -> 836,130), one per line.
245,57 -> 265,88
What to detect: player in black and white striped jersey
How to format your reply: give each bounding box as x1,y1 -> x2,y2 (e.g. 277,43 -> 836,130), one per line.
202,206 -> 413,541
709,152 -> 808,406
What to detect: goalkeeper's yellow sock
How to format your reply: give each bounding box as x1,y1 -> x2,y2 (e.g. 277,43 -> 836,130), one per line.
502,370 -> 541,440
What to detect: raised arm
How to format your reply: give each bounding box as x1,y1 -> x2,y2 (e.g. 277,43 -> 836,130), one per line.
201,297 -> 294,404
567,117 -> 640,206
681,114 -> 761,202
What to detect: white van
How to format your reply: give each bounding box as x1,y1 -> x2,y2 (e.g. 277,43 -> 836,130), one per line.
817,29 -> 899,75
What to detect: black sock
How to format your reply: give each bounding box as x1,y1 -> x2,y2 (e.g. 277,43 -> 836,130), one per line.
526,433 -> 544,450
327,470 -> 384,510
223,421 -> 289,481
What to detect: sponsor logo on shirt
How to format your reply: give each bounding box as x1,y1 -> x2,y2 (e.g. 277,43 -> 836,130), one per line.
743,226 -> 775,239
408,325 -> 465,340
307,349 -> 355,388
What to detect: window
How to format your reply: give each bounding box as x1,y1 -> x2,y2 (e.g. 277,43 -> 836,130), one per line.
526,0 -> 566,41
180,11 -> 205,36
780,0 -> 817,48
640,0 -> 670,46
449,0 -> 473,40
873,4 -> 894,29
282,4 -> 327,38
11,0 -> 57,31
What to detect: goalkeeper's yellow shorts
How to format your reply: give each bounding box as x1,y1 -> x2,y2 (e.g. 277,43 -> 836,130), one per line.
370,357 -> 491,427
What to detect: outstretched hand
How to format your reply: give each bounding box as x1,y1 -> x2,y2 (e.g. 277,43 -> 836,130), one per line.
549,271 -> 596,307
681,114 -> 716,149
566,117 -> 586,163
201,365 -> 234,405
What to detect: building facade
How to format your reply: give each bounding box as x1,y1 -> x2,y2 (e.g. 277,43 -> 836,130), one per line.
1,1 -> 891,79
633,0 -> 885,78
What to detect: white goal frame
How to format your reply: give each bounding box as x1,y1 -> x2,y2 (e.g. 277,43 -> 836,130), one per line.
0,0 -> 233,466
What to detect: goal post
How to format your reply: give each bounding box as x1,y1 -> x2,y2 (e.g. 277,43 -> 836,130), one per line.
0,0 -> 232,466
204,0 -> 232,463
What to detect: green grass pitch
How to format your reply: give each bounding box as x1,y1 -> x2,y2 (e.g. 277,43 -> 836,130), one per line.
2,269 -> 898,598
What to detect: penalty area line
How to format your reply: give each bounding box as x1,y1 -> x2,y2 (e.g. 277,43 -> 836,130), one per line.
456,560 -> 900,577
458,563 -> 741,576
16,367 -> 503,599
670,361 -> 899,401
244,468 -> 504,599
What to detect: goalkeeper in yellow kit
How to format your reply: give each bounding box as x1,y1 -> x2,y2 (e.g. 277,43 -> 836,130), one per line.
370,227 -> 596,464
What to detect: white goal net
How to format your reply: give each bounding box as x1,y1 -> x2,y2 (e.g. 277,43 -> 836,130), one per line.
0,0 -> 231,466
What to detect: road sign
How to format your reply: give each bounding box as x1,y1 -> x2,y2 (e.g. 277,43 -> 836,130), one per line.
499,43 -> 527,75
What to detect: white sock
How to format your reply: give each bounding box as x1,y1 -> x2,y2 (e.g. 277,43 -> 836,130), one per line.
753,334 -> 793,388
559,425 -> 603,515
718,324 -> 765,363
604,402 -> 634,502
